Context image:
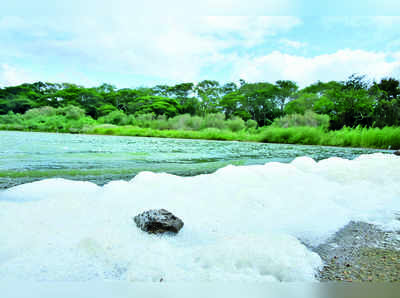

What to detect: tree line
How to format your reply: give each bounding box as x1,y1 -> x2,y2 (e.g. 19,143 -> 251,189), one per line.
1,75 -> 399,130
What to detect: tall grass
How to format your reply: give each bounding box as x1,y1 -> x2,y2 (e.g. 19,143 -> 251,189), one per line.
83,124 -> 400,149
1,107 -> 399,149
257,126 -> 400,149
84,125 -> 259,142
97,112 -> 247,131
272,110 -> 330,129
0,107 -> 95,133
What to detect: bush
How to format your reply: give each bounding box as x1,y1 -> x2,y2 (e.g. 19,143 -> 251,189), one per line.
272,110 -> 330,130
0,111 -> 23,124
135,113 -> 155,128
150,115 -> 170,130
203,113 -> 226,130
57,105 -> 86,120
168,114 -> 192,130
226,116 -> 245,132
245,119 -> 258,129
98,104 -> 118,116
24,106 -> 56,119
98,110 -> 128,125
187,116 -> 203,130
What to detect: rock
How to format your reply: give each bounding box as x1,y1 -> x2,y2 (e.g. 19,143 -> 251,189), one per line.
394,150 -> 400,156
133,209 -> 184,234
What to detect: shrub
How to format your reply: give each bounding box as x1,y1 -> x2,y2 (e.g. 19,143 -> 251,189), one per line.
135,113 -> 155,128
98,104 -> 118,116
0,111 -> 23,124
226,116 -> 245,132
150,115 -> 170,130
245,119 -> 258,129
272,110 -> 330,130
168,114 -> 192,130
24,106 -> 56,119
203,113 -> 226,130
57,105 -> 86,120
98,110 -> 128,125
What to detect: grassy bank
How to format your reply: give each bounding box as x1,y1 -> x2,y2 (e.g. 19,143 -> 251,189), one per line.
257,126 -> 400,149
2,122 -> 399,150
1,107 -> 399,149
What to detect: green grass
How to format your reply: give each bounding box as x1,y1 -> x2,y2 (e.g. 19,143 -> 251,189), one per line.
84,125 -> 258,142
257,126 -> 400,149
1,112 -> 400,149
81,124 -> 400,149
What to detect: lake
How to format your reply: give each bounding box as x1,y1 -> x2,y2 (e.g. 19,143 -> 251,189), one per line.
0,131 -> 388,189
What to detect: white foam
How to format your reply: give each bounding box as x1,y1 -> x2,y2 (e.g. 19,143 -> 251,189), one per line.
0,153 -> 399,282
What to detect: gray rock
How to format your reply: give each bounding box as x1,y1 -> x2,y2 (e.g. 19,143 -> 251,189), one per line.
133,209 -> 184,234
394,150 -> 400,156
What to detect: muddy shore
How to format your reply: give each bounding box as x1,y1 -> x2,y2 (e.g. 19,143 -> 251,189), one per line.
314,221 -> 400,282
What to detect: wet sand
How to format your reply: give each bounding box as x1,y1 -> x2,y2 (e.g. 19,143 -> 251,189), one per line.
314,221 -> 400,282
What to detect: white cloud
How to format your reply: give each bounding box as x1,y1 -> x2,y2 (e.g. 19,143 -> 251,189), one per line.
232,49 -> 400,87
29,16 -> 301,82
1,16 -> 399,88
0,64 -> 34,87
280,39 -> 307,49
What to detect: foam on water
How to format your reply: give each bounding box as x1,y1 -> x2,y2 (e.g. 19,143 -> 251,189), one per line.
0,153 -> 399,282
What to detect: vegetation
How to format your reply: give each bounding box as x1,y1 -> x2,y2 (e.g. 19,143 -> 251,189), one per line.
1,74 -> 400,149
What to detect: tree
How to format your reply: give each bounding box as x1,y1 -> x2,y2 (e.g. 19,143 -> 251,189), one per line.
132,96 -> 180,117
152,85 -> 171,97
170,83 -> 194,101
327,87 -> 374,129
371,77 -> 400,127
118,87 -> 153,113
284,93 -> 319,114
195,80 -> 221,115
239,82 -> 281,126
98,104 -> 118,117
8,95 -> 36,114
219,91 -> 245,119
169,83 -> 198,115
275,80 -> 298,112
344,74 -> 369,91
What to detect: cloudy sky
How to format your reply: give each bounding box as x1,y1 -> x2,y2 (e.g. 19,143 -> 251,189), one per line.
1,6 -> 400,88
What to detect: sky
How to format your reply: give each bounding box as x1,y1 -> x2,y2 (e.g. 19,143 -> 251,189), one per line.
1,4 -> 400,89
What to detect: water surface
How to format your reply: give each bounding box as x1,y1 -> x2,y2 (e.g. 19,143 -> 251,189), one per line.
0,131 -> 388,189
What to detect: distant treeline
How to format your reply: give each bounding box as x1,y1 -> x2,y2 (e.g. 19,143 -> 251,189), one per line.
1,74 -> 399,129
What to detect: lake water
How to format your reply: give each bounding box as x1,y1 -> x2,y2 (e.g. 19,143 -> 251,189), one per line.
0,131 -> 388,189
0,131 -> 399,282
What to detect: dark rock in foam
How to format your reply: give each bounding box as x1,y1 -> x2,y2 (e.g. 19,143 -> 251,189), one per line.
133,209 -> 184,234
394,150 -> 400,156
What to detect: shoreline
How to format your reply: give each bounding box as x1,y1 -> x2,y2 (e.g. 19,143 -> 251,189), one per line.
315,221 -> 400,282
0,126 -> 399,151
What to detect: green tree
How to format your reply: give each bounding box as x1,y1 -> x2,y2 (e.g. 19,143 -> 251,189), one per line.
169,83 -> 198,115
275,80 -> 298,112
195,80 -> 221,115
219,91 -> 245,119
132,96 -> 180,117
239,82 -> 281,126
8,95 -> 36,114
371,77 -> 400,127
284,93 -> 319,114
